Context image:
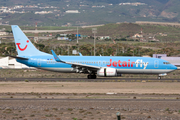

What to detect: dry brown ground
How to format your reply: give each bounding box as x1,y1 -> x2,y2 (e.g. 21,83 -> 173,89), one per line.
1,82 -> 180,120
1,69 -> 180,79
0,100 -> 180,120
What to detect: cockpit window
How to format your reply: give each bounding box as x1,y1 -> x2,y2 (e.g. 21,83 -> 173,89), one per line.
163,62 -> 170,65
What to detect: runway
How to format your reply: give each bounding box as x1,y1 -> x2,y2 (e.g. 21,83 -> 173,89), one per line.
0,98 -> 180,101
1,78 -> 180,119
0,77 -> 180,82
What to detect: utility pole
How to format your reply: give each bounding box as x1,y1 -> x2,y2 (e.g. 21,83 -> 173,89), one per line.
77,27 -> 79,54
92,28 -> 97,56
77,27 -> 79,44
34,22 -> 38,43
68,46 -> 69,55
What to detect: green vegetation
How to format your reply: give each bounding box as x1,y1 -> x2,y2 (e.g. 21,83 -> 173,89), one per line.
166,108 -> 170,111
1,23 -> 180,58
25,79 -> 29,82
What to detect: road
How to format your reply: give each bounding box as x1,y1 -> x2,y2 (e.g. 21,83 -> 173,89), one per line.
23,29 -> 74,33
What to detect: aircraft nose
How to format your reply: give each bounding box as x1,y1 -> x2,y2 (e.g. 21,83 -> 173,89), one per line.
172,65 -> 177,70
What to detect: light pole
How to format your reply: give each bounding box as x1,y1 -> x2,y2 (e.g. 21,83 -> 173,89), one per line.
77,27 -> 79,54
77,27 -> 79,44
92,28 -> 97,56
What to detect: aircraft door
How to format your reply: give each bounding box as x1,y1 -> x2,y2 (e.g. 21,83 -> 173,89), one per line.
98,60 -> 106,67
154,60 -> 159,68
37,59 -> 41,66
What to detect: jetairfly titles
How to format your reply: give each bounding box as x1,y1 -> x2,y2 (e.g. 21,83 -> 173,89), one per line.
107,59 -> 148,69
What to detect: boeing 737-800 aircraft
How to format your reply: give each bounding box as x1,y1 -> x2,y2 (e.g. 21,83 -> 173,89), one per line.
11,25 -> 177,79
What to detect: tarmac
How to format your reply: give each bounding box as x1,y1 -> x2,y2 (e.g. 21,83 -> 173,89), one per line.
0,77 -> 180,82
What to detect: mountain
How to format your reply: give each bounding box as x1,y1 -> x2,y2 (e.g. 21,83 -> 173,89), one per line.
0,0 -> 180,26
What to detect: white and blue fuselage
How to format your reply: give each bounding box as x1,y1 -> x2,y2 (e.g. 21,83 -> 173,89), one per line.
17,55 -> 176,74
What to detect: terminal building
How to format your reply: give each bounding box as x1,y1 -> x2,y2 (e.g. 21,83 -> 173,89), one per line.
0,57 -> 32,69
153,54 -> 180,67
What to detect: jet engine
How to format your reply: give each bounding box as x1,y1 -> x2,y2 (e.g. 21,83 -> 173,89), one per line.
97,68 -> 120,77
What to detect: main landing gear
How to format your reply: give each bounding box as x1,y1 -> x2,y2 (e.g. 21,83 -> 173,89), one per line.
87,74 -> 97,79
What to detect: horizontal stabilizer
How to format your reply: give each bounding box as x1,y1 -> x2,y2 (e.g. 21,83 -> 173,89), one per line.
7,55 -> 29,60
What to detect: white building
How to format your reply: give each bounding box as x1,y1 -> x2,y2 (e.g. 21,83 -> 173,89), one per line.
35,11 -> 53,14
0,57 -> 33,69
57,37 -> 69,40
98,36 -> 110,40
0,32 -> 8,36
0,57 -> 8,68
132,33 -> 143,38
65,10 -> 80,13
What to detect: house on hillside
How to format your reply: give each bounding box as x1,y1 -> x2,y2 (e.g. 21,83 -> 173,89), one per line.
97,36 -> 110,40
132,33 -> 143,38
0,32 -> 8,36
65,10 -> 80,13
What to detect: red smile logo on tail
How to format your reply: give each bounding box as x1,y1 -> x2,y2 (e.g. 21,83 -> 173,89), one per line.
16,40 -> 29,51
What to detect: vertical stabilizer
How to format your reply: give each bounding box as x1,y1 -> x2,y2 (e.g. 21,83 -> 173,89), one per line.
11,25 -> 48,56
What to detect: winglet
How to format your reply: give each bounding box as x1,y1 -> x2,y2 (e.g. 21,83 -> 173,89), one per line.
51,50 -> 63,62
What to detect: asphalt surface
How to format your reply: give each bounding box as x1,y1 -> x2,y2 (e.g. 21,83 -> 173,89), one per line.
0,98 -> 179,101
0,77 -> 180,82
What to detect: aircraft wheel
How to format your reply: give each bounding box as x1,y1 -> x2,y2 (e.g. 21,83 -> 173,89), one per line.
158,76 -> 161,80
87,75 -> 91,79
87,75 -> 96,79
94,75 -> 97,79
92,75 -> 97,79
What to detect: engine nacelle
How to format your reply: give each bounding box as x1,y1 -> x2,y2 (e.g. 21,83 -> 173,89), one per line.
97,68 -> 119,77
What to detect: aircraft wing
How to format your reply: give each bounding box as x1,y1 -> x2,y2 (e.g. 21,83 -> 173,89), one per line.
51,50 -> 100,70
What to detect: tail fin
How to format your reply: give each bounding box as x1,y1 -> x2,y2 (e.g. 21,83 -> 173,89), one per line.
11,25 -> 49,56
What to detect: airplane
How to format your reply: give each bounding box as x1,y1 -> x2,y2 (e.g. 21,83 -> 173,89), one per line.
10,25 -> 177,79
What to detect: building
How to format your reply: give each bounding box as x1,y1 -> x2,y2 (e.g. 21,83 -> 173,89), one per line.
153,54 -> 180,67
0,32 -> 8,36
35,11 -> 53,14
0,57 -> 34,69
153,54 -> 167,58
65,10 -> 80,13
98,36 -> 110,40
57,37 -> 69,40
132,33 -> 143,38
